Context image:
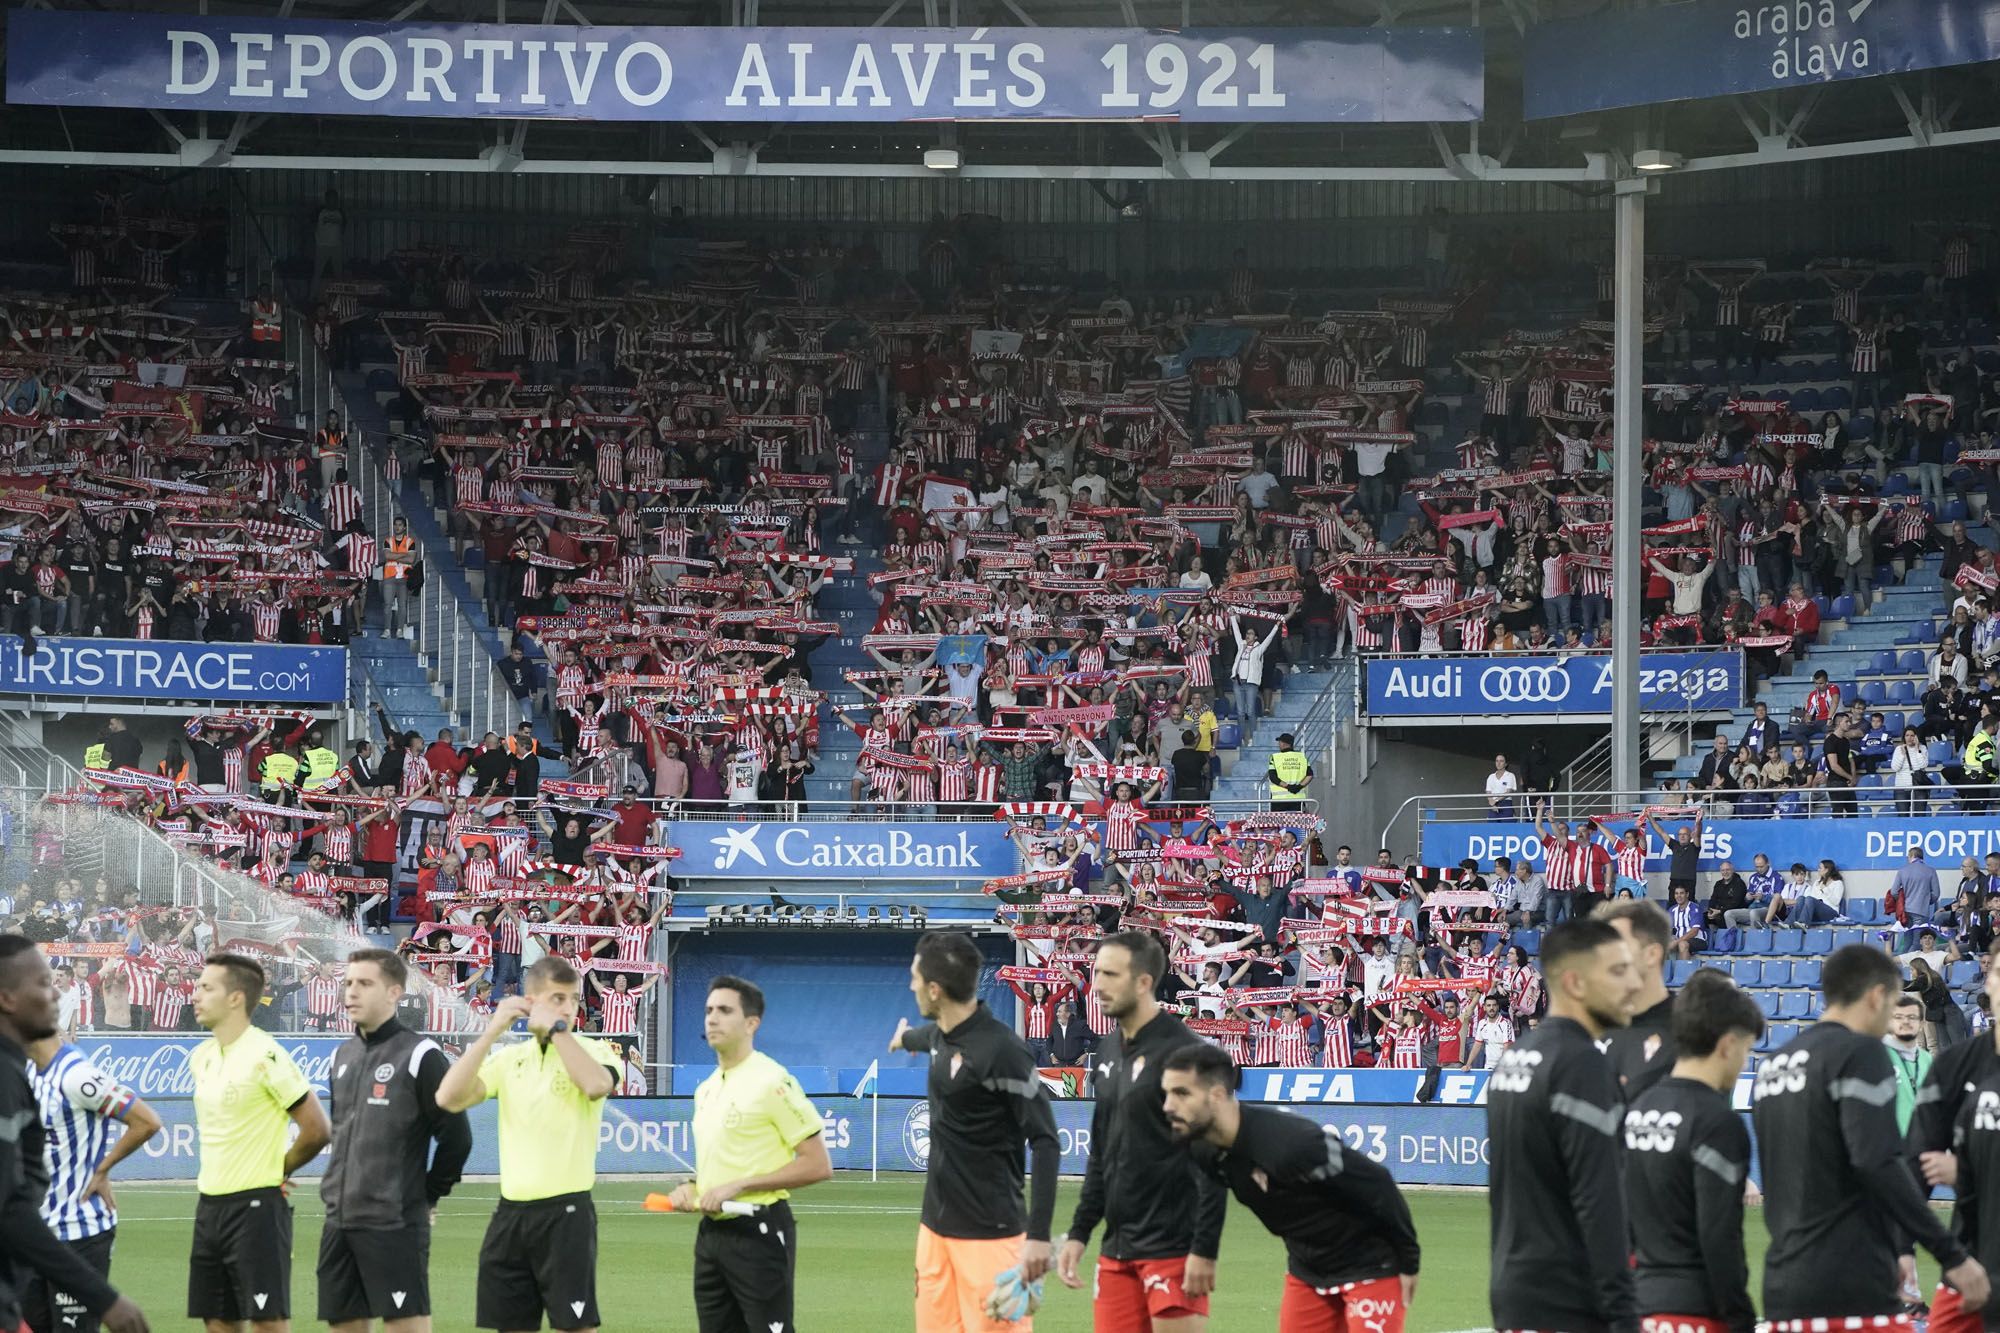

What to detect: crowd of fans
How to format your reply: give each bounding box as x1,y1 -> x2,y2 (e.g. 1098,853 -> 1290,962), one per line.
9,193 -> 2000,1073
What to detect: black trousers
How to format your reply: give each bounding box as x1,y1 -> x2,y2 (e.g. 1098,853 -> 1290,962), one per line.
25,1228 -> 114,1333
693,1199 -> 797,1333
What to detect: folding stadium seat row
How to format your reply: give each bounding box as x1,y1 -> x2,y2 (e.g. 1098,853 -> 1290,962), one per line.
1861,650 -> 1932,677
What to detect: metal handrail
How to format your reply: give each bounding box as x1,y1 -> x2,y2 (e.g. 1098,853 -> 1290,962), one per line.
1377,781 -> 1964,854
658,796 -> 1316,823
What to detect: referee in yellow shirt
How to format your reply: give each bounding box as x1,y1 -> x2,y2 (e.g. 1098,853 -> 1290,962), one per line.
665,975 -> 832,1333
436,955 -> 619,1333
188,953 -> 331,1333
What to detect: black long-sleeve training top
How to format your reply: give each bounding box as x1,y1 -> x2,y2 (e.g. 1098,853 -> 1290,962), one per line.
0,1033 -> 120,1325
1754,1020 -> 1969,1321
1487,1015 -> 1638,1333
1067,1008 -> 1227,1262
1190,1103 -> 1420,1289
897,1003 -> 1060,1241
1624,1075 -> 1756,1333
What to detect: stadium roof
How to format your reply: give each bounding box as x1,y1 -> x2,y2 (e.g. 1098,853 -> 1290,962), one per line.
2,0 -> 1996,182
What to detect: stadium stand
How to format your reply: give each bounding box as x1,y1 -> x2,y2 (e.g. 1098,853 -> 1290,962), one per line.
5,181 -> 2000,1080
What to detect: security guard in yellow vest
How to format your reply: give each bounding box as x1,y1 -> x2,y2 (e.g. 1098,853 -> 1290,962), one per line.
1267,732 -> 1313,810
261,743 -> 301,794
1966,720 -> 1997,789
301,735 -> 340,788
383,517 -> 416,640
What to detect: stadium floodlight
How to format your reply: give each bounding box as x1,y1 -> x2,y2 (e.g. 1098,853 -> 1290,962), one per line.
1631,148 -> 1685,173
923,147 -> 962,171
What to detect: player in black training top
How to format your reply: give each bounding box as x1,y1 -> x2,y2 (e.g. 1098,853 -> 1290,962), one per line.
1488,917 -> 1643,1333
1056,930 -> 1227,1333
1911,950 -> 2000,1213
1623,968 -> 1765,1333
1936,1033 -> 2000,1333
1599,898 -> 1678,1100
1162,1042 -> 1421,1333
889,932 -> 1061,1328
1753,943 -> 1990,1326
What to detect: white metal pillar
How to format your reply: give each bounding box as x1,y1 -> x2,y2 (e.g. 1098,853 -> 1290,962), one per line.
1610,180 -> 1648,795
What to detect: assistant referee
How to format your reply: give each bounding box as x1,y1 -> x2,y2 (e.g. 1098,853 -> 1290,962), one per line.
669,975 -> 832,1333
188,953 -> 331,1333
435,955 -> 619,1333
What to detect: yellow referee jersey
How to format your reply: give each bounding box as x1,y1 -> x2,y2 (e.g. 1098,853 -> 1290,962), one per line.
483,1033 -> 621,1202
692,1051 -> 823,1206
191,1026 -> 312,1195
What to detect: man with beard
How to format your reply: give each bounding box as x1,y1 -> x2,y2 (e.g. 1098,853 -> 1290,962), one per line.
1055,931 -> 1227,1332
1487,918 -> 1642,1333
1161,1042 -> 1421,1333
1598,898 -> 1678,1100
0,936 -> 150,1333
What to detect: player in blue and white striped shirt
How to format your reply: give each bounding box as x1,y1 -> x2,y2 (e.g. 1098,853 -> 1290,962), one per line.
24,1038 -> 160,1333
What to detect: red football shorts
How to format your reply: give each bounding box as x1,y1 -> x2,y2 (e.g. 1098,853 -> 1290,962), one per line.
1093,1256 -> 1209,1330
1279,1273 -> 1405,1333
1642,1317 -> 1731,1333
1933,1282 -> 1983,1333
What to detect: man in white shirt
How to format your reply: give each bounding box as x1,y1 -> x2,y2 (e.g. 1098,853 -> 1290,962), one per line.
1235,457 -> 1282,511
1649,553 -> 1717,616
1353,438 -> 1399,518
1484,754 -> 1521,818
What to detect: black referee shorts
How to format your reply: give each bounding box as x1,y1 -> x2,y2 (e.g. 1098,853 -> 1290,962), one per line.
317,1224 -> 430,1323
24,1228 -> 114,1333
476,1192 -> 598,1331
693,1199 -> 797,1333
187,1187 -> 292,1323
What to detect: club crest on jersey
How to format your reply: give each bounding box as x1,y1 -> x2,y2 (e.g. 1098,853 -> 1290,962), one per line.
374,1062 -> 396,1082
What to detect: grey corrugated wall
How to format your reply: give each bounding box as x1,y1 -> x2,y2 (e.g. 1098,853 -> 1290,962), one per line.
3,150 -> 1997,279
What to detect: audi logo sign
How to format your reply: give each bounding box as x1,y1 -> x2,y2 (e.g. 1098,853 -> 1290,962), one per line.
1363,651 -> 1743,720
1478,664 -> 1572,703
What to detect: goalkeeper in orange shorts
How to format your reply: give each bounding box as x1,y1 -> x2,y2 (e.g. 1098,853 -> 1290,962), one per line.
890,933 -> 1061,1331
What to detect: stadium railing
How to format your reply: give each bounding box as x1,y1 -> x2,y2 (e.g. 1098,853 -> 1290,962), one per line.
653,796 -> 1314,823
1379,784 -> 1987,852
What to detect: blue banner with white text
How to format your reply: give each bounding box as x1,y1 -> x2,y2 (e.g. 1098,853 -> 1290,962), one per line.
1363,650 -> 1742,719
0,635 -> 346,704
4,16 -> 1484,123
1523,0 -> 2000,120
1419,815 -> 2000,875
664,819 -> 1015,880
114,1095 -> 1502,1186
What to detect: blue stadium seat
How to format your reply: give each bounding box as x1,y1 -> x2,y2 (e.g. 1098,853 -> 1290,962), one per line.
1824,386 -> 1852,410
1865,649 -> 1896,675
1831,594 -> 1856,620
1731,959 -> 1762,985
1756,992 -> 1782,1018
1802,927 -> 1835,954
1928,739 -> 1958,766
1951,961 -> 1982,987
1883,711 -> 1906,734
1773,928 -> 1805,954
1514,929 -> 1541,956
1886,680 -> 1918,706
1849,415 -> 1875,441
1899,650 -> 1926,673
1944,499 -> 1970,523
1742,928 -> 1773,954
1778,991 -> 1811,1019
1857,680 -> 1888,705
1791,388 -> 1821,412
1760,960 -> 1792,986
1792,958 -> 1823,986
1847,898 -> 1882,924
1884,473 -> 1913,497
1666,959 -> 1696,987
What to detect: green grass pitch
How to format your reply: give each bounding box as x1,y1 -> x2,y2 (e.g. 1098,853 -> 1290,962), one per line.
99,1175 -> 1936,1330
